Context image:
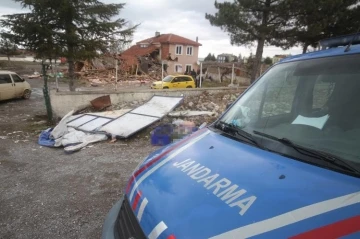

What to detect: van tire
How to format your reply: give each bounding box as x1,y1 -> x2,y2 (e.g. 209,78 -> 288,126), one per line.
23,90 -> 31,99
163,86 -> 169,89
186,86 -> 192,88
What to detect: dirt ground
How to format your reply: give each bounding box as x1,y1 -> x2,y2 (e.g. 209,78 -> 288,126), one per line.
0,79 -> 158,239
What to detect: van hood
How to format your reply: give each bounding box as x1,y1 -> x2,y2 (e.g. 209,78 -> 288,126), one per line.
126,129 -> 360,239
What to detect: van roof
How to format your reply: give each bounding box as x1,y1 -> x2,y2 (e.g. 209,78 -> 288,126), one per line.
0,70 -> 17,74
281,44 -> 360,63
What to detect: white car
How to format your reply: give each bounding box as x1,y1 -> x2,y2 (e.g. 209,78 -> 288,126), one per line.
0,71 -> 31,101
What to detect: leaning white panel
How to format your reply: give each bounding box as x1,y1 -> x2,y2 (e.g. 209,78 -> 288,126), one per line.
131,96 -> 183,118
67,115 -> 97,128
78,117 -> 112,132
100,114 -> 159,138
87,109 -> 132,119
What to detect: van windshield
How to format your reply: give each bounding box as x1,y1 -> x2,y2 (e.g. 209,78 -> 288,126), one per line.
219,54 -> 360,169
162,76 -> 174,82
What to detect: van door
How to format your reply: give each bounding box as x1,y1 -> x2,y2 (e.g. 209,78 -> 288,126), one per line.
171,77 -> 182,88
184,76 -> 195,88
11,74 -> 26,97
0,74 -> 15,100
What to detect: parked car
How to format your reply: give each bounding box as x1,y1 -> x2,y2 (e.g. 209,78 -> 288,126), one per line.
103,34 -> 360,239
151,75 -> 195,89
0,71 -> 31,101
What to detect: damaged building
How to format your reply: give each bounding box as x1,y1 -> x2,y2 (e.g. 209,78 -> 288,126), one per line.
119,32 -> 202,77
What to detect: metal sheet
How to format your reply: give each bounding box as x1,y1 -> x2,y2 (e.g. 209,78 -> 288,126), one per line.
100,114 -> 159,138
67,114 -> 83,123
87,109 -> 132,119
67,115 -> 97,128
78,117 -> 112,132
100,96 -> 183,138
131,96 -> 183,118
67,96 -> 183,138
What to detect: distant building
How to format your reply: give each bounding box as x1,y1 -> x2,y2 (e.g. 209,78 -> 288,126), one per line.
272,54 -> 289,64
120,32 -> 202,74
238,54 -> 242,63
217,53 -> 237,63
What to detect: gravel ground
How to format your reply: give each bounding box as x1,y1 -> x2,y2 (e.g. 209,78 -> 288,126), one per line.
0,79 -> 158,239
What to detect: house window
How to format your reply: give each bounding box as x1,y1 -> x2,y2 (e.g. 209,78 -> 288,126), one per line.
185,65 -> 192,72
175,64 -> 183,73
175,45 -> 183,55
186,46 -> 193,55
140,44 -> 148,48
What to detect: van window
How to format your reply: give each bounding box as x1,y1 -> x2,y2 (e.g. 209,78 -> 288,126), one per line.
0,74 -> 12,84
312,77 -> 335,109
162,76 -> 173,82
220,54 -> 360,166
172,77 -> 185,83
11,74 -> 24,83
185,76 -> 193,82
261,74 -> 299,117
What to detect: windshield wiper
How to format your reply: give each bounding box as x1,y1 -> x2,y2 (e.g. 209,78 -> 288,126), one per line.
214,122 -> 265,149
253,131 -> 360,175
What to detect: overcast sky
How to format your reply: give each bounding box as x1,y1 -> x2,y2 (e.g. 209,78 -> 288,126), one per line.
0,0 -> 303,58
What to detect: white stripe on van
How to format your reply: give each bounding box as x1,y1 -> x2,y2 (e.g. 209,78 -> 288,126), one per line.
210,191 -> 360,239
137,198 -> 148,222
148,221 -> 168,239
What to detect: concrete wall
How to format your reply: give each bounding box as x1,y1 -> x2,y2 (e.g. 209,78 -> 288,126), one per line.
51,87 -> 246,117
0,56 -> 55,62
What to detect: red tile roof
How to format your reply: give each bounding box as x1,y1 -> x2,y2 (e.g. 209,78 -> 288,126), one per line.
121,44 -> 159,57
137,34 -> 202,46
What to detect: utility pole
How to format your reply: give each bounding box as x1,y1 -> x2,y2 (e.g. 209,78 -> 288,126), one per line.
200,62 -> 203,88
161,60 -> 164,79
42,60 -> 53,122
55,56 -> 59,91
115,55 -> 118,91
218,67 -> 221,82
231,63 -> 234,85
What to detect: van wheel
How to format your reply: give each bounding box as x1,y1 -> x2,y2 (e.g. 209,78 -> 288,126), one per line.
186,86 -> 192,88
163,86 -> 169,89
23,90 -> 31,99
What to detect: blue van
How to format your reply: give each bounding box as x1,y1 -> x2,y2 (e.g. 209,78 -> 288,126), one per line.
102,34 -> 360,239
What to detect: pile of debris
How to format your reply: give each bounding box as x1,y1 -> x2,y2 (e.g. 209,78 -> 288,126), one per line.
38,90 -> 243,153
74,54 -> 163,86
75,56 -> 117,85
113,91 -> 241,126
38,95 -> 184,153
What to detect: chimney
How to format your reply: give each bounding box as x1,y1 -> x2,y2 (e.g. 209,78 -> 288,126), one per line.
155,31 -> 160,37
196,36 -> 198,42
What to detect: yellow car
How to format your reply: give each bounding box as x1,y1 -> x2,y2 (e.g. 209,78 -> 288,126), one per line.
151,75 -> 196,89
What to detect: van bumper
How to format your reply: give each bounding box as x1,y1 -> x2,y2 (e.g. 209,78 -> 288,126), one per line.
101,197 -> 123,239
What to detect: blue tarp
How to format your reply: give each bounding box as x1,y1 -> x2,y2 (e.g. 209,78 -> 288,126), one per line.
38,128 -> 55,147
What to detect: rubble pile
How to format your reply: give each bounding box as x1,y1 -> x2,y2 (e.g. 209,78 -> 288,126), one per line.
74,55 -> 163,86
113,91 -> 242,126
146,63 -> 163,80
74,57 -> 116,85
71,49 -> 166,87
172,91 -> 240,125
